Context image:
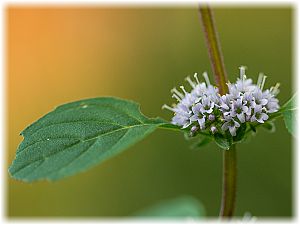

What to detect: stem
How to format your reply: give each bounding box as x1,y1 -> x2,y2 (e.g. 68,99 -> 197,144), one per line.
199,5 -> 237,218
199,5 -> 228,95
219,145 -> 237,218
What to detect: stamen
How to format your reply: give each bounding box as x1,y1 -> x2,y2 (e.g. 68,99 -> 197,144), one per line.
257,73 -> 264,88
260,75 -> 267,90
193,73 -> 200,84
180,85 -> 188,95
239,66 -> 246,80
185,76 -> 196,88
171,88 -> 184,99
202,72 -> 210,86
172,94 -> 181,102
271,83 -> 280,96
162,104 -> 175,112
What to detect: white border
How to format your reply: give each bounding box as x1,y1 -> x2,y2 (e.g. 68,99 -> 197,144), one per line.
1,0 -> 298,225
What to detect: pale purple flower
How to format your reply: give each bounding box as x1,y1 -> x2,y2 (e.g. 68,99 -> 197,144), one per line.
208,114 -> 215,121
206,85 -> 220,103
219,94 -> 232,116
171,106 -> 192,128
265,97 -> 279,113
190,103 -> 206,129
210,126 -> 217,134
228,83 -> 241,99
262,90 -> 280,113
191,125 -> 198,133
163,66 -> 280,137
162,103 -> 191,128
221,117 -> 241,136
171,113 -> 191,128
245,114 -> 251,122
235,78 -> 256,93
191,83 -> 207,99
252,88 -> 268,106
200,96 -> 215,114
251,105 -> 269,123
231,98 -> 248,123
243,92 -> 255,115
234,66 -> 256,93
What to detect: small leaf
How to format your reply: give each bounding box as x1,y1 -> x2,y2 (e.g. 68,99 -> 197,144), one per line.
281,93 -> 297,111
249,123 -> 257,133
233,123 -> 247,143
9,97 -> 165,182
261,121 -> 276,133
281,93 -> 297,137
214,133 -> 231,150
191,137 -> 212,150
134,196 -> 205,218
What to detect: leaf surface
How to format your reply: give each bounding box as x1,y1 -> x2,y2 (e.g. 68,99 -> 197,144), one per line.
9,97 -> 164,182
134,196 -> 205,218
281,94 -> 297,137
214,133 -> 231,150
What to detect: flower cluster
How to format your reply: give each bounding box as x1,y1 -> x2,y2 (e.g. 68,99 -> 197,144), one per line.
163,66 -> 280,137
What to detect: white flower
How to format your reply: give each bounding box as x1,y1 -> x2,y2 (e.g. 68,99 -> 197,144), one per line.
219,94 -> 232,116
231,98 -> 248,123
163,66 -> 280,137
235,66 -> 256,93
208,114 -> 215,121
252,88 -> 268,106
210,126 -> 217,134
190,103 -> 206,129
251,105 -> 269,123
243,92 -> 255,115
221,117 -> 241,136
200,96 -> 215,114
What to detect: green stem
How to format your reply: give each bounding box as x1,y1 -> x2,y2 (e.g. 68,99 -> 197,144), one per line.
199,5 -> 237,218
199,5 -> 228,95
219,145 -> 237,217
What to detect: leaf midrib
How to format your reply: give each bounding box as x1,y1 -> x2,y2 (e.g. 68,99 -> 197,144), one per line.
11,123 -> 159,177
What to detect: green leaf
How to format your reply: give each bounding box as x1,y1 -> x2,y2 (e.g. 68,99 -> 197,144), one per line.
214,133 -> 232,150
233,123 -> 247,143
134,196 -> 205,218
281,93 -> 297,137
191,137 -> 212,150
261,121 -> 276,133
249,123 -> 257,133
9,97 -> 165,182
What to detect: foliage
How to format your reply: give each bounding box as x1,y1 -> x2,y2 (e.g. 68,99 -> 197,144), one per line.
9,97 -> 165,182
9,94 -> 296,182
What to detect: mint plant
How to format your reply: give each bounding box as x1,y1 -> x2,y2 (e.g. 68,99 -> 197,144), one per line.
8,6 -> 296,219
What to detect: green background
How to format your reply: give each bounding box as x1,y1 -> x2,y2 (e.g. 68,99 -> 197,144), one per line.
7,6 -> 293,218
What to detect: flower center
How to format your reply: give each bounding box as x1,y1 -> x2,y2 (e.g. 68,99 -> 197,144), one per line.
199,114 -> 204,119
229,120 -> 235,126
255,112 -> 261,119
236,107 -> 242,114
204,105 -> 210,110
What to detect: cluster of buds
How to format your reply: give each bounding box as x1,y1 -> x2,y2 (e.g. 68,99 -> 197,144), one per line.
163,66 -> 280,137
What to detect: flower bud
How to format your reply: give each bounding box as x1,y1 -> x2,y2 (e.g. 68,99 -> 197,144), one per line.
208,114 -> 215,121
191,125 -> 199,133
210,126 -> 217,134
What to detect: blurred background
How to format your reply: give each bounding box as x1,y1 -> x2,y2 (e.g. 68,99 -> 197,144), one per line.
6,6 -> 293,218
